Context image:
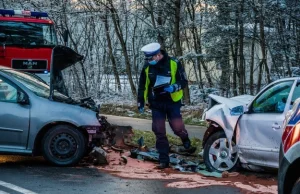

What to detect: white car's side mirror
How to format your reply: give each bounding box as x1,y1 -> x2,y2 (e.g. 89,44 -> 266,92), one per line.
230,105 -> 244,116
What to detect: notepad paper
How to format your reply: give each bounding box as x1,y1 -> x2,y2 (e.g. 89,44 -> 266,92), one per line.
153,75 -> 171,89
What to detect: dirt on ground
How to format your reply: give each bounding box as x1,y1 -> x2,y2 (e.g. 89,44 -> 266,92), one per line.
95,148 -> 277,194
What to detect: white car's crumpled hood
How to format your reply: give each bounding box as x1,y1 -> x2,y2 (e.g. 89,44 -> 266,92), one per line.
204,94 -> 254,142
230,94 -> 254,105
209,94 -> 253,109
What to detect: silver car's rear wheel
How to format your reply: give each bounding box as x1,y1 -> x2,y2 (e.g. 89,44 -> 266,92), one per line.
203,131 -> 239,172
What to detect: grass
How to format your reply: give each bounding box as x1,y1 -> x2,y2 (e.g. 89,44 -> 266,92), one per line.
100,103 -> 208,126
101,103 -> 205,157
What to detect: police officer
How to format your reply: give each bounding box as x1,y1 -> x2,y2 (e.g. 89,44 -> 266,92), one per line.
137,42 -> 196,169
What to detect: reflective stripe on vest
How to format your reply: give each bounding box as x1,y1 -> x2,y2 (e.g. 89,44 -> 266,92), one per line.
144,59 -> 183,102
144,67 -> 150,102
170,60 -> 183,102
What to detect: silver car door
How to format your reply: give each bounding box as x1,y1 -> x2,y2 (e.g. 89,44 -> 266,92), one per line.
237,80 -> 295,168
0,76 -> 30,150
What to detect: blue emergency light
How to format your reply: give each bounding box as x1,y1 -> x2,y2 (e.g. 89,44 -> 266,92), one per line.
31,11 -> 48,17
0,9 -> 14,16
0,9 -> 48,18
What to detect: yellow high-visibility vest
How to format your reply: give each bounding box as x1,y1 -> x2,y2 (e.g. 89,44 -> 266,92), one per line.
144,59 -> 183,102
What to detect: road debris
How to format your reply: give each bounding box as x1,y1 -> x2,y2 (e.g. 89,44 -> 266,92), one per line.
84,124 -> 277,194
87,134 -> 230,178
96,149 -> 277,194
222,171 -> 239,178
120,156 -> 128,165
130,145 -> 223,178
89,146 -> 108,165
113,125 -> 134,149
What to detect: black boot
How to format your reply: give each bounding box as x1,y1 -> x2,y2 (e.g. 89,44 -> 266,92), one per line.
181,139 -> 196,154
176,145 -> 196,154
182,146 -> 196,154
157,162 -> 170,169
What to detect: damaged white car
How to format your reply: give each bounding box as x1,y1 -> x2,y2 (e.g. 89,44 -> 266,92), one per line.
202,78 -> 300,172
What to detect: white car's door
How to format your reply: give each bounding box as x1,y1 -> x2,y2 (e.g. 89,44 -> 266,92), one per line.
237,80 -> 296,168
0,76 -> 30,150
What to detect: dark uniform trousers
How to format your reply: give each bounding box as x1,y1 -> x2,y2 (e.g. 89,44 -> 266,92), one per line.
151,101 -> 190,164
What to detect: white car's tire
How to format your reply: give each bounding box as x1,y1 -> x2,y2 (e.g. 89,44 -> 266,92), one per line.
203,131 -> 239,172
291,178 -> 300,194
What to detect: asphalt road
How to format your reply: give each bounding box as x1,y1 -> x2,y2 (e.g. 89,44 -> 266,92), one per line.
102,114 -> 207,139
0,156 -> 243,194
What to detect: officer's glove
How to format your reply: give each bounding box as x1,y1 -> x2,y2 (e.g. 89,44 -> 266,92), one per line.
138,107 -> 144,114
137,102 -> 144,114
164,85 -> 175,93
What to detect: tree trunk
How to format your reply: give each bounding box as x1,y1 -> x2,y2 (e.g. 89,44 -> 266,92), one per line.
238,0 -> 245,94
258,0 -> 271,85
250,18 -> 258,95
156,0 -> 165,48
132,7 -> 140,86
184,0 -> 212,88
231,9 -> 239,96
296,23 -> 300,66
1,0 -> 5,8
62,0 -> 87,97
108,0 -> 137,97
102,11 -> 121,92
174,0 -> 190,104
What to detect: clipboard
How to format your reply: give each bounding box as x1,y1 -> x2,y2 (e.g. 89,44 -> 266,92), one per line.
153,75 -> 171,89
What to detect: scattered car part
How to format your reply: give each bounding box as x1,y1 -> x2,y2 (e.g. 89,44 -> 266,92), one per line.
89,146 -> 108,165
120,156 -> 128,165
221,171 -> 239,178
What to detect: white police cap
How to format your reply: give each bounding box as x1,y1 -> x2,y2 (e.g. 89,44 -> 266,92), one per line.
141,42 -> 161,58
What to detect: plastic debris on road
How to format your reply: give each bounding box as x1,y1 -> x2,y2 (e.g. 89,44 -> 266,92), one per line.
129,137 -> 222,178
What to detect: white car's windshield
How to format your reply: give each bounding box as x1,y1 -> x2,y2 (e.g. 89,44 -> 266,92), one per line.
3,69 -> 50,98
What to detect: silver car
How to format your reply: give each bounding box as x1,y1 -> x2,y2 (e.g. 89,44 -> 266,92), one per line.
202,77 -> 300,172
0,46 -> 113,166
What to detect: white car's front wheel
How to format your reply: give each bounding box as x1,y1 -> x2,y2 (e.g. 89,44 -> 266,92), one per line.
203,131 -> 239,172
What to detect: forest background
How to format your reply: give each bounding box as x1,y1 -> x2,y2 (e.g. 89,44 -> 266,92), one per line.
1,0 -> 299,124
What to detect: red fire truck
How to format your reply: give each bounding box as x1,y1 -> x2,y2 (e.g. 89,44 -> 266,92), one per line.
0,9 -> 66,84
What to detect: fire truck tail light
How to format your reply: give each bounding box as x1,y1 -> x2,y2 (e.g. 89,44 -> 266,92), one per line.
0,9 -> 48,18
